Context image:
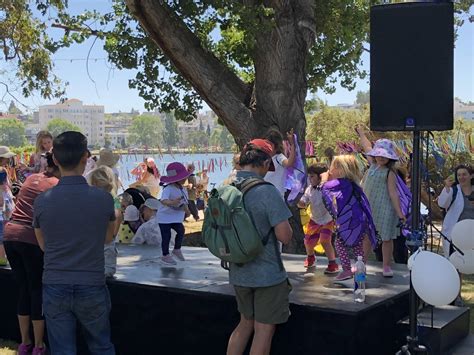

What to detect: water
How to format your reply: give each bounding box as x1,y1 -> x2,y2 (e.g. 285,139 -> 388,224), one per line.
354,256 -> 366,303
115,153 -> 234,191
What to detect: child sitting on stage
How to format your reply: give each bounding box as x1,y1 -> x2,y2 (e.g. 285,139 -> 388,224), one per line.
117,205 -> 142,244
132,198 -> 161,246
298,164 -> 339,273
321,155 -> 378,281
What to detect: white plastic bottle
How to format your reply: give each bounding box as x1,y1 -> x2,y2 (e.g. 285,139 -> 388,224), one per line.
354,256 -> 366,303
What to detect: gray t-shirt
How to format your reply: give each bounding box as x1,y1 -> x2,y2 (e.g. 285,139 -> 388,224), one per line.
33,176 -> 116,285
229,171 -> 292,288
458,191 -> 474,222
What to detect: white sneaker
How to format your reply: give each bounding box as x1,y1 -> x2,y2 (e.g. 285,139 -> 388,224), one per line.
172,249 -> 185,261
161,254 -> 177,265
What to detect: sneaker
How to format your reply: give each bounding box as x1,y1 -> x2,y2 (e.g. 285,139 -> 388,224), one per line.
172,249 -> 185,261
161,254 -> 177,265
18,343 -> 33,355
324,263 -> 340,274
33,346 -> 46,355
335,270 -> 353,281
383,266 -> 394,277
0,257 -> 7,266
304,255 -> 315,269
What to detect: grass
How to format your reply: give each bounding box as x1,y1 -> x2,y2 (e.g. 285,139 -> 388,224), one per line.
0,339 -> 17,355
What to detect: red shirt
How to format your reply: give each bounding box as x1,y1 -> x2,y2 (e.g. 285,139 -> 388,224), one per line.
3,172 -> 58,245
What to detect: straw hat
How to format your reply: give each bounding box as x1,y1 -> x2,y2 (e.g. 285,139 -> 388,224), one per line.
0,146 -> 15,159
97,148 -> 120,168
160,162 -> 191,184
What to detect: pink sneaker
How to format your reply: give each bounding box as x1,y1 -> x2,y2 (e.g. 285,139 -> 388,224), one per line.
33,346 -> 46,355
18,343 -> 33,355
161,254 -> 177,265
172,249 -> 185,261
383,266 -> 394,277
335,270 -> 353,281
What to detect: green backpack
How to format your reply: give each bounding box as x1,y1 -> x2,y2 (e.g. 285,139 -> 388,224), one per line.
203,178 -> 273,266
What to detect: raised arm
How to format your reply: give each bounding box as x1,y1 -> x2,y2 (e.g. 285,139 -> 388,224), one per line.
281,129 -> 296,168
355,125 -> 374,165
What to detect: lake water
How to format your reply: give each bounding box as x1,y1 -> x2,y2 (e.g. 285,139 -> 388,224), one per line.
116,153 -> 234,191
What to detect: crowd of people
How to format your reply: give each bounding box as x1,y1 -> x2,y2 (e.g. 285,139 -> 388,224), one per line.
0,127 -> 472,354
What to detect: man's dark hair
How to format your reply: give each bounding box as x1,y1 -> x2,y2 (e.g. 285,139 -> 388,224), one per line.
307,163 -> 328,177
52,131 -> 88,169
239,144 -> 271,168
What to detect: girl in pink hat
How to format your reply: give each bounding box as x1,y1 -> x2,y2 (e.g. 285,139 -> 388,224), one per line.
356,127 -> 408,277
157,162 -> 191,265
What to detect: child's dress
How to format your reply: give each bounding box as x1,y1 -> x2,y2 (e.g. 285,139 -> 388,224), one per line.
362,165 -> 399,241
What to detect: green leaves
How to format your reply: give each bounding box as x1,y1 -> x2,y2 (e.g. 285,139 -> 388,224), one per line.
128,114 -> 164,148
0,118 -> 26,147
46,118 -> 81,138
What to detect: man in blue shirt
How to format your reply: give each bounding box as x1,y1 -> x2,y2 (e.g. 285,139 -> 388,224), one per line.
34,131 -> 116,354
227,139 -> 293,355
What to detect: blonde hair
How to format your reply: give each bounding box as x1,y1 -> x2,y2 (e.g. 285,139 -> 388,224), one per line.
35,130 -> 53,153
88,166 -> 117,195
331,155 -> 362,184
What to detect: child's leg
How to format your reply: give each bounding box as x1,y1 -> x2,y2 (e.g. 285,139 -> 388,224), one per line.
335,238 -> 351,272
382,240 -> 394,268
171,223 -> 185,250
319,231 -> 336,261
159,224 -> 172,256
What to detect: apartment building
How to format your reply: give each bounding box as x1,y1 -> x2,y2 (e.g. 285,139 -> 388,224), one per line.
38,99 -> 105,146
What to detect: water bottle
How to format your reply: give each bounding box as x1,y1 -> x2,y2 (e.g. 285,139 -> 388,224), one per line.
354,256 -> 366,303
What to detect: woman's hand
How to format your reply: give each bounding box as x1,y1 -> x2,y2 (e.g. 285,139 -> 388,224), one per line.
444,175 -> 455,189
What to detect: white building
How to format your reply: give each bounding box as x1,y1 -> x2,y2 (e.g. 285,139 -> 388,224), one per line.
39,99 -> 105,146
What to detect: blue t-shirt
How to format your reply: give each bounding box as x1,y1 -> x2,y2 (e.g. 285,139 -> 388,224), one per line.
229,171 -> 292,288
33,176 -> 115,285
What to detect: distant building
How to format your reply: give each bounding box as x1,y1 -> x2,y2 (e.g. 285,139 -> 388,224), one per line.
107,131 -> 129,149
25,124 -> 41,145
0,113 -> 20,120
38,99 -> 105,146
177,111 -> 218,144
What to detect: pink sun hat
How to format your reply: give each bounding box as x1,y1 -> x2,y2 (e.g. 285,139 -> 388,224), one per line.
366,139 -> 399,161
160,162 -> 191,184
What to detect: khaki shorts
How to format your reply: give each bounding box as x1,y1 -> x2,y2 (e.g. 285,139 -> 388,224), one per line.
233,279 -> 292,324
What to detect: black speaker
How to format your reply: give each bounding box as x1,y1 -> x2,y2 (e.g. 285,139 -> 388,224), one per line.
370,2 -> 454,131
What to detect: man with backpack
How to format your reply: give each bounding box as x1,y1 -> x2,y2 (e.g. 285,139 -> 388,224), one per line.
225,139 -> 293,355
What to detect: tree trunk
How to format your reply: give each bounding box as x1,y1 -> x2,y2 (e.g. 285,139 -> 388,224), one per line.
125,0 -> 316,252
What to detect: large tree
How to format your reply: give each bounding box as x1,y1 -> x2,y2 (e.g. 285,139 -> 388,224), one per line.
2,1 -> 472,145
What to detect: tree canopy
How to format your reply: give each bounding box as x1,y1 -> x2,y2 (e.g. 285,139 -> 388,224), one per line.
46,118 -> 82,137
1,1 -> 472,145
0,118 -> 26,147
128,114 -> 163,148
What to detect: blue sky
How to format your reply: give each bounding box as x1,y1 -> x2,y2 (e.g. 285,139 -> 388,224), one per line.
2,1 -> 473,113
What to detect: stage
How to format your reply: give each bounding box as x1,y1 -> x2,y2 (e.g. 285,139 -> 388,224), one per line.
0,245 -> 412,354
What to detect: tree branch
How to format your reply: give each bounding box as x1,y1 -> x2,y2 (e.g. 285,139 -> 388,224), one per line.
124,0 -> 255,144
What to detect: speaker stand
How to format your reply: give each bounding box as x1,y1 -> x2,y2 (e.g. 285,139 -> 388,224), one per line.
398,131 -> 428,354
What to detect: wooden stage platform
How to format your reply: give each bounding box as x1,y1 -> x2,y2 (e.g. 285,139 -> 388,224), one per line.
0,245 -> 412,354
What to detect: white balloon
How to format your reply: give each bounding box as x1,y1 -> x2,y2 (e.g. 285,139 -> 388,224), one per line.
412,251 -> 460,306
451,220 -> 474,251
407,248 -> 422,270
450,250 -> 474,275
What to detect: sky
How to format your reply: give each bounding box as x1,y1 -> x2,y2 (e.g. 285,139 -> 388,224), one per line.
1,1 -> 473,114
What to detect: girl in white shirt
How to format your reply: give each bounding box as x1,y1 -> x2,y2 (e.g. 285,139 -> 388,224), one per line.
264,129 -> 296,198
157,162 -> 191,266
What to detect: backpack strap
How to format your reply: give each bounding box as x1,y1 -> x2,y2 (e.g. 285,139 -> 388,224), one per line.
235,177 -> 285,271
447,184 -> 458,211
